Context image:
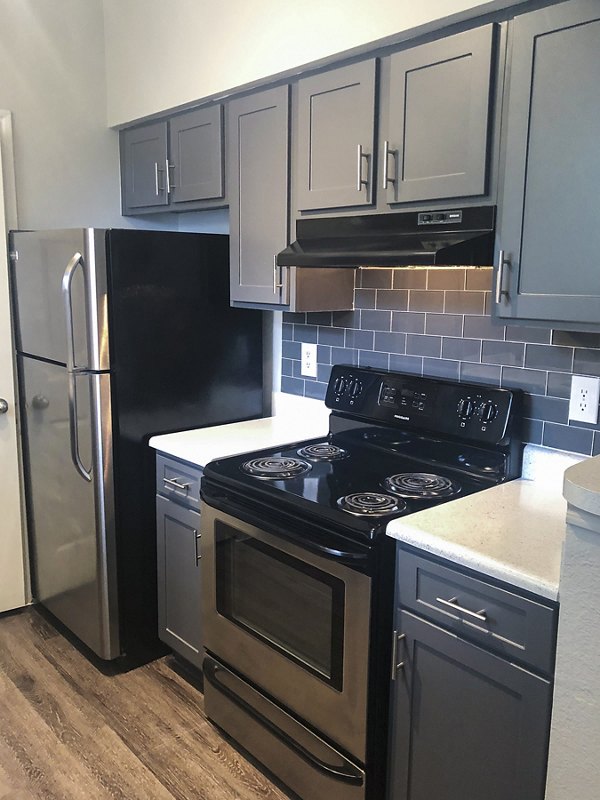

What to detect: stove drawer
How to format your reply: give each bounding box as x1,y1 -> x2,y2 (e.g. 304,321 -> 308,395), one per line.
156,453 -> 202,511
396,549 -> 557,675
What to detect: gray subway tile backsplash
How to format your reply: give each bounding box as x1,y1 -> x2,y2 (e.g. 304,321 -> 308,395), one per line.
282,266 -> 600,455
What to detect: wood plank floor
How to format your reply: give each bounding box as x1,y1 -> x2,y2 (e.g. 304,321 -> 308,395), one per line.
0,608 -> 291,800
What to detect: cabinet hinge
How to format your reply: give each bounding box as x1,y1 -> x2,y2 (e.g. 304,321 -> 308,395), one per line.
9,250 -> 18,261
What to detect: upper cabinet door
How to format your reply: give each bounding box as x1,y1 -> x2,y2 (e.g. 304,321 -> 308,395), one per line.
384,25 -> 494,205
495,0 -> 600,327
296,60 -> 376,211
120,122 -> 169,209
229,85 -> 290,306
169,106 -> 224,204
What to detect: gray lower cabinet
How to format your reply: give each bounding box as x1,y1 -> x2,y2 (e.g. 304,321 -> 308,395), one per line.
120,105 -> 225,214
389,550 -> 555,800
494,0 -> 600,328
156,455 -> 203,669
383,25 -> 495,205
296,60 -> 377,212
228,85 -> 290,305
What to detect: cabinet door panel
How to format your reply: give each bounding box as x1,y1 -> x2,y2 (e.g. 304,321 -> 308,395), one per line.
229,85 -> 290,305
121,122 -> 168,210
496,1 -> 600,324
386,25 -> 493,204
170,106 -> 224,204
296,61 -> 376,211
389,610 -> 551,800
156,495 -> 202,668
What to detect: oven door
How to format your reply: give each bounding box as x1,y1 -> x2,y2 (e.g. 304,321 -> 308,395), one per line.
201,498 -> 372,762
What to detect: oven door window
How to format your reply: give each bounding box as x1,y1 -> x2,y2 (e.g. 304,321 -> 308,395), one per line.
215,521 -> 345,690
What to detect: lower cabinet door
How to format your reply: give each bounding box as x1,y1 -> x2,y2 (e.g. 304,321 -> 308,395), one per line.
389,610 -> 552,800
156,495 -> 203,668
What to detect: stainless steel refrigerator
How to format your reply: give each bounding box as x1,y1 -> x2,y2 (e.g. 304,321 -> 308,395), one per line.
9,228 -> 264,664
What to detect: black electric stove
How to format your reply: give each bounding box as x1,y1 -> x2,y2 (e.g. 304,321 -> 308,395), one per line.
203,364 -> 522,545
200,365 -> 522,800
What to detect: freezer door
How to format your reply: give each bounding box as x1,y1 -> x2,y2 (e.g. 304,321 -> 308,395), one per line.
19,356 -> 120,659
10,229 -> 110,370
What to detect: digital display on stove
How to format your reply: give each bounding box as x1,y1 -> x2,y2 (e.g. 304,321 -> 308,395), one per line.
379,381 -> 430,415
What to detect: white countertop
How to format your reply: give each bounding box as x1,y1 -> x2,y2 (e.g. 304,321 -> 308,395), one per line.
563,454 -> 600,518
149,392 -> 330,467
387,446 -> 583,601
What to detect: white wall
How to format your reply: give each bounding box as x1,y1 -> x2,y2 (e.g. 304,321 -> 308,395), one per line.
0,0 -> 127,229
103,0 -> 521,127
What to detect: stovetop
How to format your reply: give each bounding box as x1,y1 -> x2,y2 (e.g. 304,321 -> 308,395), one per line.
202,366 -> 522,544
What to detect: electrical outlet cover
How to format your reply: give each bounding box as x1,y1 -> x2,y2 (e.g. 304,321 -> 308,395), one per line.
301,343 -> 318,378
569,375 -> 600,424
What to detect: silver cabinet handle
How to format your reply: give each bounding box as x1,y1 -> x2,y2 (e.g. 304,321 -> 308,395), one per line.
356,144 -> 369,192
195,531 -> 202,565
0,398 -> 8,414
154,162 -> 165,196
436,596 -> 487,622
391,631 -> 406,680
382,140 -> 397,189
165,158 -> 176,193
273,255 -> 284,294
495,249 -> 510,304
163,477 -> 190,492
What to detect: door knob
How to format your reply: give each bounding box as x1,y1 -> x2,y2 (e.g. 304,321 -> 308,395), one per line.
0,398 -> 8,414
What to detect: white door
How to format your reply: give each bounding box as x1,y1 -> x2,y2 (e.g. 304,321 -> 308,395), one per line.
0,111 -> 26,612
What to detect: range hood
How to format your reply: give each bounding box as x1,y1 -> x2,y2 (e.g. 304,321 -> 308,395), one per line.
277,206 -> 496,268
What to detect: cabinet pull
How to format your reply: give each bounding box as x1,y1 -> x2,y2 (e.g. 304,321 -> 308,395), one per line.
495,249 -> 510,304
164,477 -> 191,492
194,531 -> 201,565
154,162 -> 165,196
382,140 -> 397,189
436,596 -> 487,622
356,144 -> 369,192
273,255 -> 284,294
391,631 -> 406,680
165,159 -> 176,193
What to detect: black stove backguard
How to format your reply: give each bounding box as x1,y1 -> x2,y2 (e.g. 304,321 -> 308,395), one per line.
200,366 -> 522,800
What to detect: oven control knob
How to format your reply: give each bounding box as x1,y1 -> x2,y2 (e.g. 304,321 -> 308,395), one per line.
457,397 -> 475,419
480,400 -> 498,423
333,376 -> 347,396
348,378 -> 363,400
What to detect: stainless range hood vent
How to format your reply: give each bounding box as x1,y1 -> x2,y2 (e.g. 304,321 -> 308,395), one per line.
277,206 -> 496,268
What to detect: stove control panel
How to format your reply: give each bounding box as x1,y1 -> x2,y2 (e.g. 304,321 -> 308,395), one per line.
325,365 -> 518,445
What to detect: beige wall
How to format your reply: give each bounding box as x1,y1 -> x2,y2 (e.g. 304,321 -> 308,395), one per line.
103,0 -> 522,127
0,0 -> 124,228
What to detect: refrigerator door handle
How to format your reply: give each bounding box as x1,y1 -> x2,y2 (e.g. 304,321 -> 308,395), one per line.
62,251 -> 85,372
67,370 -> 92,483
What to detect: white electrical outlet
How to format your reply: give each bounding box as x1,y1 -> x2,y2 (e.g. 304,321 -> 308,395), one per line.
569,375 -> 600,424
301,343 -> 318,377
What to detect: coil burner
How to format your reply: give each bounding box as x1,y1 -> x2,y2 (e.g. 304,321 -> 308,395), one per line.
383,472 -> 460,499
337,492 -> 406,517
241,457 -> 312,480
297,443 -> 349,461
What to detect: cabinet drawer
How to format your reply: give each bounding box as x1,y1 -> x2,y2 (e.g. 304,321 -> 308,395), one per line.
156,454 -> 202,510
397,549 -> 557,675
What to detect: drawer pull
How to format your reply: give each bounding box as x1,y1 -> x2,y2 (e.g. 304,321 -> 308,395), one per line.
164,477 -> 191,492
436,596 -> 487,622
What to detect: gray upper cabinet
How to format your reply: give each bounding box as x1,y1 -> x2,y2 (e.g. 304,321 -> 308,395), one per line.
494,0 -> 600,328
296,60 -> 377,211
383,25 -> 494,205
121,121 -> 169,210
120,105 -> 225,214
228,85 -> 290,306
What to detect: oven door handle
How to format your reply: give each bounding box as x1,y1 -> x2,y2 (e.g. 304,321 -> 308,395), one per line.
202,490 -> 370,566
203,658 -> 365,787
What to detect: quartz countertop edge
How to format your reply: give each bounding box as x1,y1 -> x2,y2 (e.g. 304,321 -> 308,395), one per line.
386,474 -> 570,602
563,454 -> 600,518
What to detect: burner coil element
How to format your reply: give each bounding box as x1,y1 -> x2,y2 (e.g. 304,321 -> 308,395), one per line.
297,443 -> 348,461
337,493 -> 406,517
241,457 -> 312,480
383,472 -> 460,499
